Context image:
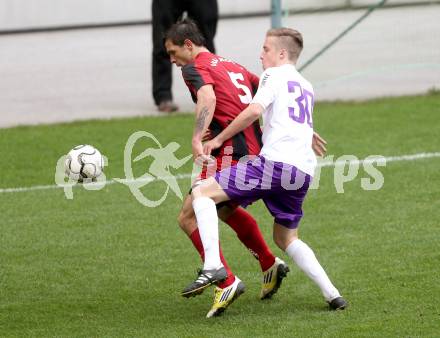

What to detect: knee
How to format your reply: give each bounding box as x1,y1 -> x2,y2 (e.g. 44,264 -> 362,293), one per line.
177,210 -> 188,230
273,234 -> 285,251
273,231 -> 298,251
217,203 -> 234,222
177,209 -> 197,235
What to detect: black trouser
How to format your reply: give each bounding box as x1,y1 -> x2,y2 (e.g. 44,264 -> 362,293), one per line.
151,0 -> 218,105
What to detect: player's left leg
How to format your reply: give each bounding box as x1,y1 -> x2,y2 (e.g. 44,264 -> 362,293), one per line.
262,160 -> 348,310
272,223 -> 347,310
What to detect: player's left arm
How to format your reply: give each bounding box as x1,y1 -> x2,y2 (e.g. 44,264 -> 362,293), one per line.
192,85 -> 216,161
204,103 -> 264,155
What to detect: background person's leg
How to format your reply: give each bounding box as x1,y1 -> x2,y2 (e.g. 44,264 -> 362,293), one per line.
186,0 -> 218,53
151,0 -> 180,110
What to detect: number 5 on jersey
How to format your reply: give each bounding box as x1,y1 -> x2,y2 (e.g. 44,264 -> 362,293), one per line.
228,72 -> 253,104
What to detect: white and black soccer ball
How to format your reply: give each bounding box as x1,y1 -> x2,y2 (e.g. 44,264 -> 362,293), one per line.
64,145 -> 104,182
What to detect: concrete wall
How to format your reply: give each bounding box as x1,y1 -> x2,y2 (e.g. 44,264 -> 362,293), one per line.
0,0 -> 433,31
0,0 -> 148,30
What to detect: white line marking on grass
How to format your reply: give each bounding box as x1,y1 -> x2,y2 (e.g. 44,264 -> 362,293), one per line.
1,152 -> 439,194
318,152 -> 440,167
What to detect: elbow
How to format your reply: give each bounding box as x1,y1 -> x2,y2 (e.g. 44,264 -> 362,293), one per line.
197,87 -> 216,108
248,104 -> 263,121
251,109 -> 261,120
205,93 -> 216,108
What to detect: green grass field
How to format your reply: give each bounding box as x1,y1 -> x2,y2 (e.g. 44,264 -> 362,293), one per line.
1,93 -> 439,337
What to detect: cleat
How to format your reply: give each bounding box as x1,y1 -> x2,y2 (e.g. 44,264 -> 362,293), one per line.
206,277 -> 246,318
260,257 -> 290,300
328,296 -> 348,310
181,267 -> 227,298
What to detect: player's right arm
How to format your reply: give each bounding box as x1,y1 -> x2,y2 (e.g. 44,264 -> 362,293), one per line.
204,103 -> 264,155
192,85 -> 216,161
181,63 -> 217,161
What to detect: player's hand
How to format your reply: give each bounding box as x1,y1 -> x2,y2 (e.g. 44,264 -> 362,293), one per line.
312,131 -> 327,157
192,141 -> 204,160
203,137 -> 223,156
193,141 -> 214,166
201,129 -> 213,142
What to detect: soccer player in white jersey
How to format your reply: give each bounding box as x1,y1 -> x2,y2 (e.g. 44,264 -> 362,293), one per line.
184,27 -> 347,311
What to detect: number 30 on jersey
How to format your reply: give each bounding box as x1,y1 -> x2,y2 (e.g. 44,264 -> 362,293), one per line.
287,81 -> 313,128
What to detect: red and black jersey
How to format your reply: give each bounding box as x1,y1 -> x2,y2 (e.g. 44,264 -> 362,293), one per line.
182,52 -> 263,160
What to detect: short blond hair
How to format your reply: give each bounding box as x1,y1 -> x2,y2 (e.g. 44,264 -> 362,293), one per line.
266,28 -> 303,61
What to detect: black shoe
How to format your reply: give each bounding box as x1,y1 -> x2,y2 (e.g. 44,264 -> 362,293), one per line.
181,267 -> 227,298
157,100 -> 178,113
328,296 -> 348,310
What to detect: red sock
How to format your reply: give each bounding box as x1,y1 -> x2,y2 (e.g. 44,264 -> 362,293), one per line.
189,228 -> 235,288
225,207 -> 275,272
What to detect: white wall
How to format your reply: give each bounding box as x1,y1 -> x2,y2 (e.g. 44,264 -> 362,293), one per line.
0,0 -> 148,30
0,0 -> 432,31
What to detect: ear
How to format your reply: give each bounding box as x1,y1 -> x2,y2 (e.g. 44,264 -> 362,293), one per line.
280,48 -> 288,60
184,39 -> 193,49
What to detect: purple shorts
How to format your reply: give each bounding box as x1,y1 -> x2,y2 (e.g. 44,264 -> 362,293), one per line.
215,156 -> 311,229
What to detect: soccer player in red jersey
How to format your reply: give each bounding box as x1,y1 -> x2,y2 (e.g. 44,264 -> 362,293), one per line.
164,18 -> 289,318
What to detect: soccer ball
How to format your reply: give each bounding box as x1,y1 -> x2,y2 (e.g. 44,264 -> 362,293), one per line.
64,145 -> 104,182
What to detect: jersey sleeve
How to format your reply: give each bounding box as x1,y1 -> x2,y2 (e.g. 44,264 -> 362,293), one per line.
251,68 -> 278,110
182,63 -> 215,92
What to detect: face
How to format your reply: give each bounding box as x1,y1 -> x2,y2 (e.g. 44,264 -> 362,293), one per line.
260,36 -> 281,70
165,39 -> 193,67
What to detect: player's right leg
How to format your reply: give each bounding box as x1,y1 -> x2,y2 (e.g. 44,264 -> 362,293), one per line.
178,194 -> 235,297
179,194 -> 247,317
184,178 -> 233,295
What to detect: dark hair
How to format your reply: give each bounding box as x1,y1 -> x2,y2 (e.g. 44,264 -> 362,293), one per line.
164,18 -> 206,47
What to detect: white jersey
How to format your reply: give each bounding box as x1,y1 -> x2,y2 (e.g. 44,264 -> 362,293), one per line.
251,64 -> 317,176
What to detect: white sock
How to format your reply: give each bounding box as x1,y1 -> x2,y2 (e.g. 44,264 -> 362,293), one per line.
192,197 -> 222,270
286,239 -> 341,301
